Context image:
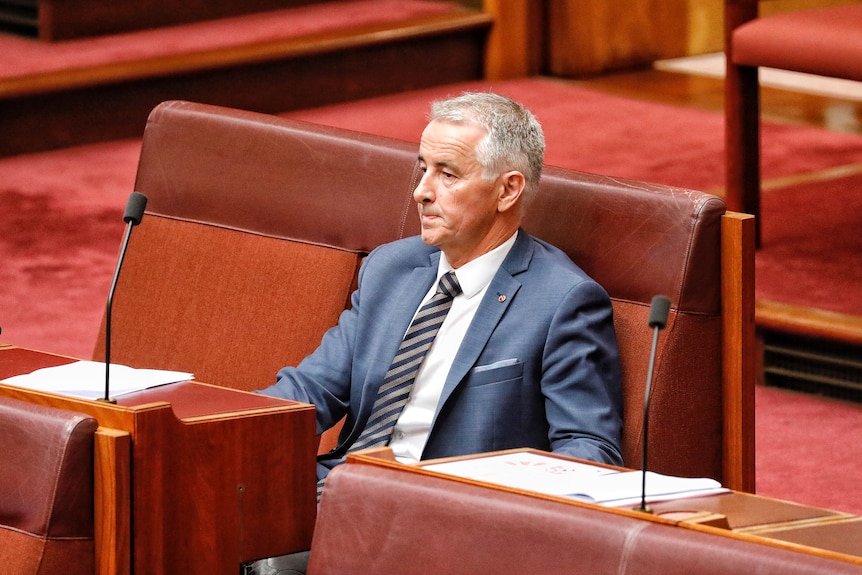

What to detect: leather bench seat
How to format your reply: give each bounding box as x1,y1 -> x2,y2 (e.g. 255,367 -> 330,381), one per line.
0,395 -> 98,574
308,461 -> 862,575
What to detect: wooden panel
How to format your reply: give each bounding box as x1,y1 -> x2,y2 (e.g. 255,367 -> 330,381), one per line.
721,212 -> 757,493
547,0 -> 706,76
483,0 -> 544,79
0,347 -> 317,575
94,427 -> 131,575
761,0 -> 862,16
544,0 -> 862,76
756,300 -> 862,345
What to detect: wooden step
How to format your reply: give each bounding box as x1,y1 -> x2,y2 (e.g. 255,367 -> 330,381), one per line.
757,299 -> 862,346
0,1 -> 492,156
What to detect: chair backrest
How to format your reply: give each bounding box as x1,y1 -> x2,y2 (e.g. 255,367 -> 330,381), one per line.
93,101 -> 422,392
307,459 -> 861,575
524,168 -> 729,482
0,395 -> 97,575
96,100 -> 754,489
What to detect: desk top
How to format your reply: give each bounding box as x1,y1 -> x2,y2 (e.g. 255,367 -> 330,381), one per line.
651,491 -> 848,530
758,517 -> 862,558
0,345 -> 303,420
371,448 -> 862,565
0,344 -> 317,573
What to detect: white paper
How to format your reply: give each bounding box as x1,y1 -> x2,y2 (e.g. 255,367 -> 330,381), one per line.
423,451 -> 616,496
564,470 -> 727,507
423,451 -> 727,506
1,360 -> 193,400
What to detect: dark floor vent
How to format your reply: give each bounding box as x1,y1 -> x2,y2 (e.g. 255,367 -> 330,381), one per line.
762,330 -> 862,403
0,0 -> 38,38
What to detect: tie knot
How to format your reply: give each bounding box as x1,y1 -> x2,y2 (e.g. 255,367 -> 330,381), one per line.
437,271 -> 462,298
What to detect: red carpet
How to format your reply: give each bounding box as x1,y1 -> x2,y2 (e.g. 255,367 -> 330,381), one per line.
2,77 -> 861,513
0,140 -> 140,359
1,0 -> 459,79
756,384 -> 862,514
759,172 -> 862,314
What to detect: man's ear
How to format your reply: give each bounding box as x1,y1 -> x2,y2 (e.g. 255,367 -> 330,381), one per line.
497,170 -> 526,212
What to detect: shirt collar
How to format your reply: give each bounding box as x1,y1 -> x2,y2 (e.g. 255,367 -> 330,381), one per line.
437,231 -> 518,300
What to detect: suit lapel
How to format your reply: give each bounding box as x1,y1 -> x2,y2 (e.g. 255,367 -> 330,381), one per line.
434,231 -> 533,412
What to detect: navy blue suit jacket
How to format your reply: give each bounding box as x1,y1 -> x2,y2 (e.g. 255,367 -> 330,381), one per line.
260,229 -> 623,478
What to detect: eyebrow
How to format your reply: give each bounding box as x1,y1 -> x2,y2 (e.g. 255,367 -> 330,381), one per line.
418,155 -> 460,173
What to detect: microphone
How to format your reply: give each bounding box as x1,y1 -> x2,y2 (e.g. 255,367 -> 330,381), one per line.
99,192 -> 148,403
635,295 -> 671,513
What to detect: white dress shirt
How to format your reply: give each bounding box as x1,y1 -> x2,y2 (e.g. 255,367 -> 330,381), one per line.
388,232 -> 518,463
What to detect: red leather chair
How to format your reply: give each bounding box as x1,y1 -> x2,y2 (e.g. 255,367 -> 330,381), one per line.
725,1 -> 862,244
99,100 -> 755,491
307,458 -> 862,575
0,396 -> 98,575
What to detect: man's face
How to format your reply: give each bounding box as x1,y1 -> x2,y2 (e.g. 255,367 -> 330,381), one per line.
415,120 -> 504,267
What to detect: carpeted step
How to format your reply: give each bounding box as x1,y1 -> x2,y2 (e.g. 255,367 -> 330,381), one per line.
0,0 -> 492,156
3,0 -> 321,41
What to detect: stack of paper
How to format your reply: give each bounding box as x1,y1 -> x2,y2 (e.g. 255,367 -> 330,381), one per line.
423,451 -> 726,507
1,360 -> 193,400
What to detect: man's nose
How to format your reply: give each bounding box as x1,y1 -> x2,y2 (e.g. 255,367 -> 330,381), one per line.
414,173 -> 434,203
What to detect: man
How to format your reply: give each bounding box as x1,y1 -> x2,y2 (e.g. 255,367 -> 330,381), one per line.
249,92 -> 622,574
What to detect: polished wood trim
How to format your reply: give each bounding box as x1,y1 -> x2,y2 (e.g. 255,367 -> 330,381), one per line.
756,300 -> 862,345
482,0 -> 544,79
94,427 -> 131,575
724,0 -> 762,244
721,211 -> 757,493
0,347 -> 318,575
349,448 -> 862,565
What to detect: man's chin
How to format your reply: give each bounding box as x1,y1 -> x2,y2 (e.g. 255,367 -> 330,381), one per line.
420,230 -> 442,247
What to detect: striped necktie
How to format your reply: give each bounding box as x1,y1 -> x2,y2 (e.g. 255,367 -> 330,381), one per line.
349,271 -> 462,453
316,272 -> 462,501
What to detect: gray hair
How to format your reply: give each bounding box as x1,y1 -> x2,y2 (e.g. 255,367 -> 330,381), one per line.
428,92 -> 545,203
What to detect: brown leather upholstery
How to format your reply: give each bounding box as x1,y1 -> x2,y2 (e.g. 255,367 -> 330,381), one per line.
523,169 -> 726,480
97,100 -> 750,485
724,2 -> 862,241
94,101 -> 422,392
0,396 -> 97,575
308,462 -> 862,575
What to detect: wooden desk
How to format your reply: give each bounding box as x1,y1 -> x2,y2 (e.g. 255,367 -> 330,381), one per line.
401,448 -> 862,566
0,346 -> 317,575
302,448 -> 862,573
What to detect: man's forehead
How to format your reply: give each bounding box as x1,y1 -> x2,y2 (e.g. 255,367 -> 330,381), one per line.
419,120 -> 485,160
